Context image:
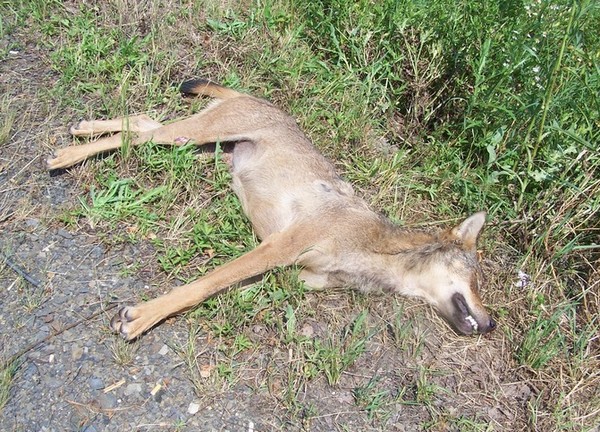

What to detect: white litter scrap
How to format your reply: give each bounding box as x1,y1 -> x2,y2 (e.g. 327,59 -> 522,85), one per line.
514,270 -> 531,288
150,383 -> 162,396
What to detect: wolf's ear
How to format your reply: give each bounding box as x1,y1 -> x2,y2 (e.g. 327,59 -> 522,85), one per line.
450,211 -> 486,251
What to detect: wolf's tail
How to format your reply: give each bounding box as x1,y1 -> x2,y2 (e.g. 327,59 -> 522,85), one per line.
180,79 -> 243,99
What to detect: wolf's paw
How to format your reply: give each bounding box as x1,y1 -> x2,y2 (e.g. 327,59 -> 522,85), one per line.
47,147 -> 84,170
111,306 -> 143,340
69,120 -> 96,136
110,305 -> 162,340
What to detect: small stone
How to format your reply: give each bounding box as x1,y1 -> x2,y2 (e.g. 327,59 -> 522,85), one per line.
152,387 -> 166,403
97,393 -> 117,410
90,246 -> 104,259
487,406 -> 505,422
23,362 -> 38,379
300,323 -> 314,338
71,345 -> 84,361
42,344 -> 55,354
168,408 -> 185,421
158,344 -> 169,355
200,364 -> 212,378
89,377 -> 104,390
56,228 -> 73,239
252,324 -> 267,335
124,383 -> 143,396
44,377 -> 63,388
25,218 -> 40,228
187,402 -> 201,415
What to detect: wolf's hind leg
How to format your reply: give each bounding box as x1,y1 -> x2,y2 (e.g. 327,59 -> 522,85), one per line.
47,115 -> 166,170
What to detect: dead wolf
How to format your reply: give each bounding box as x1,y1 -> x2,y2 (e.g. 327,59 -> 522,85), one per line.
47,79 -> 496,340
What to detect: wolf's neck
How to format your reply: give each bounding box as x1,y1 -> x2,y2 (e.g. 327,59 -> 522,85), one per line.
366,216 -> 439,254
343,218 -> 440,295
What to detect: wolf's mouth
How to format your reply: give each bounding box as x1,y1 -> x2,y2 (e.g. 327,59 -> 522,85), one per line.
451,293 -> 479,333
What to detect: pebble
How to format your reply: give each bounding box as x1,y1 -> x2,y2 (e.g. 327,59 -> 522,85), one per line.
25,218 -> 40,229
44,377 -> 63,388
300,323 -> 315,338
168,408 -> 185,422
89,377 -> 104,390
90,245 -> 104,259
143,365 -> 155,375
252,324 -> 267,335
153,390 -> 166,403
56,228 -> 73,239
42,344 -> 55,354
96,393 -> 117,410
22,362 -> 38,379
158,344 -> 169,355
124,383 -> 143,396
71,345 -> 84,361
187,402 -> 201,415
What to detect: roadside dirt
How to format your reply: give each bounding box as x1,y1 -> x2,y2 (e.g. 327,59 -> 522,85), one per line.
0,22 -> 561,432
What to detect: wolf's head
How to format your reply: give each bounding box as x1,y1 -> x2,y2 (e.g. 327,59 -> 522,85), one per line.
405,212 -> 496,335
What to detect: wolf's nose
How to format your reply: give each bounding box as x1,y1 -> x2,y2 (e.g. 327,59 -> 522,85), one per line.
487,318 -> 497,332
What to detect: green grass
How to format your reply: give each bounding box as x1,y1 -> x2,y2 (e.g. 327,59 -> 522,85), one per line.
0,359 -> 18,412
1,0 -> 599,429
303,310 -> 373,386
353,375 -> 399,422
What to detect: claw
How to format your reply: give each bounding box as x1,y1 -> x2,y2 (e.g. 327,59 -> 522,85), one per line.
47,146 -> 92,170
110,306 -> 149,340
110,306 -> 134,339
70,121 -> 94,136
47,148 -> 71,170
110,310 -> 123,332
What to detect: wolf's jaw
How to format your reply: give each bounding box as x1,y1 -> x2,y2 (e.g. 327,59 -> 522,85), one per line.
451,292 -> 480,334
449,292 -> 496,335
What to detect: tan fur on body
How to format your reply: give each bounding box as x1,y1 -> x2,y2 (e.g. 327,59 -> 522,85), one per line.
48,79 -> 496,340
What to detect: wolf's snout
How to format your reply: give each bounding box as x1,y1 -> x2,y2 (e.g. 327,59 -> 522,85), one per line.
482,317 -> 497,334
447,293 -> 496,335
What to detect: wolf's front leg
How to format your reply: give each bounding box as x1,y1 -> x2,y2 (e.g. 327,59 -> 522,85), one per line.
110,226 -> 322,340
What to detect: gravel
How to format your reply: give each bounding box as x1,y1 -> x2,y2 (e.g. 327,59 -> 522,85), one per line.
0,40 -> 271,431
0,217 -> 281,430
